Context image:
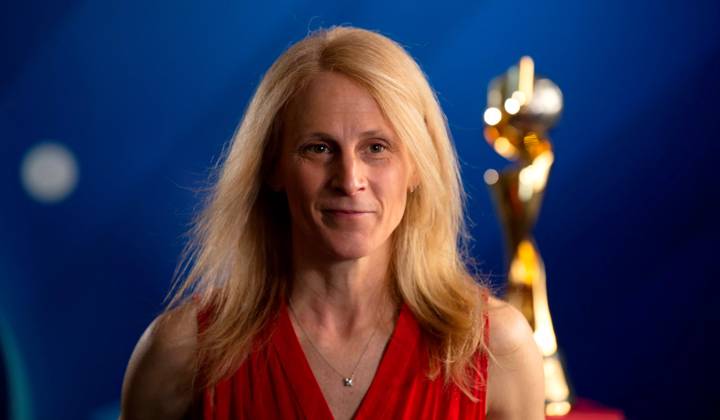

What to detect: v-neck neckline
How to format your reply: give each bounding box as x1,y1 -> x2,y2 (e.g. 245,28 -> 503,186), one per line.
271,298 -> 417,420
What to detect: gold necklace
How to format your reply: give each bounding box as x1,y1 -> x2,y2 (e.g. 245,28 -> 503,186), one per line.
288,299 -> 381,387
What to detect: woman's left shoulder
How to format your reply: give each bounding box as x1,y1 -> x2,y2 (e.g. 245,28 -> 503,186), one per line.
484,295 -> 545,419
484,295 -> 535,357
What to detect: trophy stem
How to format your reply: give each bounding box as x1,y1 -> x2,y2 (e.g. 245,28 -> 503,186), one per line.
487,166 -> 573,416
507,237 -> 573,415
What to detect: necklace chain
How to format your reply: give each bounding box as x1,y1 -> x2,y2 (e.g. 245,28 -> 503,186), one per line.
288,298 -> 381,388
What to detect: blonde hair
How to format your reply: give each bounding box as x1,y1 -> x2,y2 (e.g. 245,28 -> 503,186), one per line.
166,26 -> 489,400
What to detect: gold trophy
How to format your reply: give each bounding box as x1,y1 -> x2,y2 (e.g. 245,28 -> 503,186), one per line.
482,57 -> 572,416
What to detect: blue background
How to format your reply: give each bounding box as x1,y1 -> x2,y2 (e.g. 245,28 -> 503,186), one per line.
2,1 -> 718,419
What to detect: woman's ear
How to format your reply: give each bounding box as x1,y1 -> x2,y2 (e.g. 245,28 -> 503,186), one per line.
408,167 -> 420,193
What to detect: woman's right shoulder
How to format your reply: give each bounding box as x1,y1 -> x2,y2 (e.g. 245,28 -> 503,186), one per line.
120,301 -> 200,420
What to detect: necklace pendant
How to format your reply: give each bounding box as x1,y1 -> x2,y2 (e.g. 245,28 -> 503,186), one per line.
343,377 -> 353,387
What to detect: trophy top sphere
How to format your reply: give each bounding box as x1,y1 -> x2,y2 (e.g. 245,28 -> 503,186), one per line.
483,57 -> 563,162
486,74 -> 563,132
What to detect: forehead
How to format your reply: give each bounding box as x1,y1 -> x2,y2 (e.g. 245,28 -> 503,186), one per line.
283,72 -> 396,138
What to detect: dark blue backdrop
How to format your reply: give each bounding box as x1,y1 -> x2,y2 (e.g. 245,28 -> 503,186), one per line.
2,1 -> 718,419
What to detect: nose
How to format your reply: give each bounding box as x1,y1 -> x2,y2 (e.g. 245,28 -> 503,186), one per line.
330,151 -> 366,196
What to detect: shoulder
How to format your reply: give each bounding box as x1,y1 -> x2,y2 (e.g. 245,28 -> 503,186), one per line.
485,295 -> 535,357
120,301 -> 199,420
485,295 -> 545,419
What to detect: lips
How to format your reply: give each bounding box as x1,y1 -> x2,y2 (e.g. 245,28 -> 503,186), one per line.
320,207 -> 376,218
322,209 -> 373,214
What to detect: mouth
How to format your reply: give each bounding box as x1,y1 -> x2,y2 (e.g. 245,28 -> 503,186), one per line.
321,209 -> 374,217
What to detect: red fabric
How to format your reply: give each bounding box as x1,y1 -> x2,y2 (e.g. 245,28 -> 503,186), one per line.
199,298 -> 489,419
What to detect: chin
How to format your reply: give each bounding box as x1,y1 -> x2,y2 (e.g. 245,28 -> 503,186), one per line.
320,233 -> 381,261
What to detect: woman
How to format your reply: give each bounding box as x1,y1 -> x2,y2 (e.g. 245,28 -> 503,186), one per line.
120,26 -> 544,419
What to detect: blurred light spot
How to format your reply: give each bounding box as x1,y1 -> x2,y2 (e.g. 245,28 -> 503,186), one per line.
511,90 -> 527,105
546,401 -> 571,417
483,169 -> 499,185
483,107 -> 502,126
20,142 -> 78,204
528,78 -> 563,116
504,98 -> 520,115
518,150 -> 554,201
519,165 -> 536,186
518,56 -> 535,103
493,136 -> 515,159
509,240 -> 539,287
518,180 -> 534,201
543,356 -> 569,400
523,132 -> 540,146
484,125 -> 500,141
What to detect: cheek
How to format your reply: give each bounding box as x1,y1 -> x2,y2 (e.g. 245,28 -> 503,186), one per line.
378,168 -> 410,221
283,165 -> 325,213
390,188 -> 409,220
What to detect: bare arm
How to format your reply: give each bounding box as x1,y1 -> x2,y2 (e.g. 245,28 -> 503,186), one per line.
119,303 -> 198,420
486,296 -> 545,420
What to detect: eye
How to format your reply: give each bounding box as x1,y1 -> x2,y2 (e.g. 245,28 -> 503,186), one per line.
302,143 -> 331,154
369,143 -> 387,153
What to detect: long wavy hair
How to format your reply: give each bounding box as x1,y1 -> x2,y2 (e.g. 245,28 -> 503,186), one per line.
165,25 -> 489,401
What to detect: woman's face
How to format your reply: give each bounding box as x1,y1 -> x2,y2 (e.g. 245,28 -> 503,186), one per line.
272,71 -> 416,262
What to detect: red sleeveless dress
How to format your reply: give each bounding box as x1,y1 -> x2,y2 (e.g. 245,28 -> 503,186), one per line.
199,299 -> 489,419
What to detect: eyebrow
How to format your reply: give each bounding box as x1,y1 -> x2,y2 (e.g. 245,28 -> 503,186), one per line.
301,129 -> 392,141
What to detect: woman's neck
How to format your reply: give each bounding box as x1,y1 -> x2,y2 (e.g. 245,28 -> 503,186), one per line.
287,244 -> 397,338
